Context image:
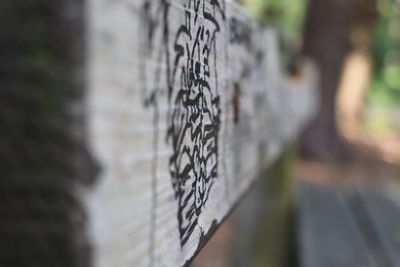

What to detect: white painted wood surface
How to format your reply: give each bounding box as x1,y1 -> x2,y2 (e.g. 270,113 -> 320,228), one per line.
85,0 -> 317,266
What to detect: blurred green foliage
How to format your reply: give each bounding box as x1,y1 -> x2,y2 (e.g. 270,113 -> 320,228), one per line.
370,0 -> 400,105
241,0 -> 308,41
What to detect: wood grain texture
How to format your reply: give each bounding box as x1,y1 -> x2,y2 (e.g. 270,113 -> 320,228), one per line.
85,0 -> 317,266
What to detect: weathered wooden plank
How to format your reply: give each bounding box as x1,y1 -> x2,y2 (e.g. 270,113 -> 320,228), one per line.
298,182 -> 376,267
85,0 -> 318,266
0,0 -> 316,266
85,0 -> 317,266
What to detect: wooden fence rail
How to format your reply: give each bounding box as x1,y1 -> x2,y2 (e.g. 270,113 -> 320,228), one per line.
1,0 -> 317,267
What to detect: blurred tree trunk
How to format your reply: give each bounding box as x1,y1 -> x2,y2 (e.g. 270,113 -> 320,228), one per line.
300,0 -> 378,162
299,0 -> 358,161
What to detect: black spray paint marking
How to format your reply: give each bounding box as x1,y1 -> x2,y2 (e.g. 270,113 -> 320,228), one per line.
140,0 -> 225,249
167,0 -> 225,247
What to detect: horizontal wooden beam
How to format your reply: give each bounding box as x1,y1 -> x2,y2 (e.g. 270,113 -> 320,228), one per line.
1,0 -> 317,267
86,1 -> 317,266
